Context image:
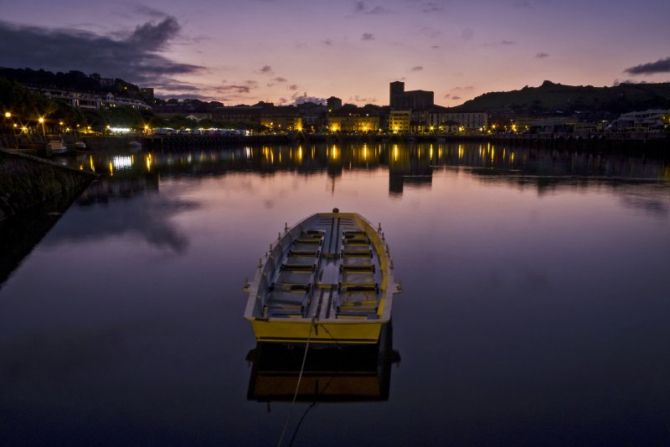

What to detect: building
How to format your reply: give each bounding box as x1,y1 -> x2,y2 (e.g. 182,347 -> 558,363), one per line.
429,111 -> 488,131
389,81 -> 434,110
260,116 -> 303,131
140,88 -> 155,102
388,110 -> 411,133
29,87 -> 151,111
327,96 -> 343,111
607,109 -> 670,132
327,115 -> 380,133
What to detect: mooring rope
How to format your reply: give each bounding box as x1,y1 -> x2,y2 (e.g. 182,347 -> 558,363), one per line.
276,318 -> 316,447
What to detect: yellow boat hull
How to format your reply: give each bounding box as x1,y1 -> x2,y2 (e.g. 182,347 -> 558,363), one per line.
249,319 -> 385,344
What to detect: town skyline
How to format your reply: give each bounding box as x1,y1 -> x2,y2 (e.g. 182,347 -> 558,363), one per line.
1,0 -> 669,107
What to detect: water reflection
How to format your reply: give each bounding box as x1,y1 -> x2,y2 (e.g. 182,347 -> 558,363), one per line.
246,325 -> 399,403
65,143 -> 670,199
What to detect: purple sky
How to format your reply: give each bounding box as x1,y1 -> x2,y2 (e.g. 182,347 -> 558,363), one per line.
1,0 -> 669,106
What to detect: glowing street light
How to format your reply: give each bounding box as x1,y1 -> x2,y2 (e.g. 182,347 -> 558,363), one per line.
4,112 -> 11,119
38,117 -> 45,124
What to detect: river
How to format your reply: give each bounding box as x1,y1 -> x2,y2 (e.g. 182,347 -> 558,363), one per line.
1,142 -> 670,446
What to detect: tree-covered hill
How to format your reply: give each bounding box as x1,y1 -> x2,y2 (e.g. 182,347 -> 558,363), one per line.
0,67 -> 145,100
453,81 -> 670,117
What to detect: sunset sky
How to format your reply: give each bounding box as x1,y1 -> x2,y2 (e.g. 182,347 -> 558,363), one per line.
1,0 -> 669,106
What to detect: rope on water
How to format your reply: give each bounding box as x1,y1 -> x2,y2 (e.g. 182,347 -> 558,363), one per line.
276,318 -> 316,447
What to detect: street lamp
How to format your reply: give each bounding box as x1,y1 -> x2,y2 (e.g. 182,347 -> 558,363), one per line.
4,112 -> 11,119
38,116 -> 46,137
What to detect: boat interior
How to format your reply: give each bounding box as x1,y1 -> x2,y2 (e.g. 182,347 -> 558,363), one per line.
253,213 -> 387,321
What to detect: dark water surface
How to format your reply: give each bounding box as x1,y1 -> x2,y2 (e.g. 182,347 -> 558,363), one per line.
2,143 -> 670,446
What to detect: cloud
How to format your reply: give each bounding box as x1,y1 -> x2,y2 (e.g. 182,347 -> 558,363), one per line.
431,45 -> 440,49
451,95 -> 461,100
410,65 -> 424,71
288,84 -> 298,90
421,1 -> 444,13
353,1 -> 392,15
450,85 -> 475,92
259,65 -> 273,74
132,4 -> 169,19
501,40 -> 516,45
213,84 -> 252,94
0,17 -> 203,86
361,32 -> 375,41
209,79 -> 259,95
294,95 -> 326,105
624,57 -> 670,75
273,76 -> 287,83
322,39 -> 333,46
535,52 -> 549,59
349,95 -> 377,104
153,79 -> 201,92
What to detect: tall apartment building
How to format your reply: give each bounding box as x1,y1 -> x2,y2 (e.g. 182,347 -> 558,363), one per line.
389,81 -> 434,110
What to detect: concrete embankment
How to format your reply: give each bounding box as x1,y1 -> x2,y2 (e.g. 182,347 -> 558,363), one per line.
0,149 -> 95,221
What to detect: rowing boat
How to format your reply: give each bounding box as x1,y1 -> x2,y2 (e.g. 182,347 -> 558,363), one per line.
244,209 -> 399,344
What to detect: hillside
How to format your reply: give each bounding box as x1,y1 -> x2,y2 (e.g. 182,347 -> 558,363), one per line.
453,81 -> 670,117
0,67 -> 146,100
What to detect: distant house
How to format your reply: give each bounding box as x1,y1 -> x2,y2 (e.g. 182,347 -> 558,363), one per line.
388,110 -> 411,133
28,87 -> 151,111
607,109 -> 670,132
327,114 -> 380,133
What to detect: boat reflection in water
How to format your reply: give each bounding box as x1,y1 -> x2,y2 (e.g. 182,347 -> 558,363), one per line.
246,324 -> 400,403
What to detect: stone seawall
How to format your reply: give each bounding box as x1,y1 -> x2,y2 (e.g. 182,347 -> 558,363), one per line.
0,149 -> 95,221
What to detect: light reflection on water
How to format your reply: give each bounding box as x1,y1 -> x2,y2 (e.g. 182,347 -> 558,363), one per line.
1,143 -> 670,446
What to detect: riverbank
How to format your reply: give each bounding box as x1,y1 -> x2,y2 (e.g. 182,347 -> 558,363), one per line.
0,149 -> 96,221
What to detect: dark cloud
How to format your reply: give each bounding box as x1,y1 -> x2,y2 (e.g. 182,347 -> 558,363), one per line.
411,65 -> 424,71
451,95 -> 461,100
288,84 -> 299,91
273,76 -> 287,83
535,52 -> 549,59
259,65 -> 273,74
501,40 -> 516,45
0,17 -> 203,87
361,32 -> 375,41
215,85 -> 252,94
4,19 -> 201,97
294,95 -> 326,105
322,39 -> 333,46
354,1 -> 392,15
625,57 -> 670,75
431,45 -> 440,49
211,79 -> 259,94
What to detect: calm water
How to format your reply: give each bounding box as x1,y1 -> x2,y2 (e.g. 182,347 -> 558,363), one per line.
1,143 -> 670,446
